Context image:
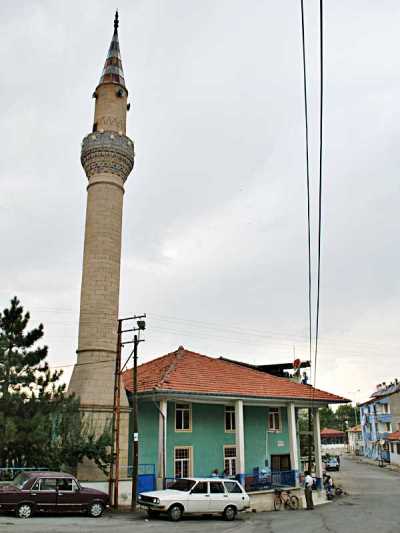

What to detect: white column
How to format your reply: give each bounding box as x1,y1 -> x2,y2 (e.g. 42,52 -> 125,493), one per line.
235,400 -> 245,483
287,403 -> 299,485
313,407 -> 323,487
157,399 -> 167,489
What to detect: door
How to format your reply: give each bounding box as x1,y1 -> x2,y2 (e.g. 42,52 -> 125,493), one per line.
224,480 -> 246,511
271,454 -> 291,471
208,481 -> 228,512
56,478 -> 83,513
30,478 -> 57,512
186,481 -> 210,513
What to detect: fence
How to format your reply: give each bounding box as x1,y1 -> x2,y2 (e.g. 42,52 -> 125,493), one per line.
0,467 -> 49,482
164,470 -> 297,492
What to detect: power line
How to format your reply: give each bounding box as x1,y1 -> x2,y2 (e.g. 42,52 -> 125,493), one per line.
300,0 -> 313,380
313,0 -> 324,390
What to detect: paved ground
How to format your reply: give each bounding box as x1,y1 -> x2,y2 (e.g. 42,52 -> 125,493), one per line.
1,456 -> 399,533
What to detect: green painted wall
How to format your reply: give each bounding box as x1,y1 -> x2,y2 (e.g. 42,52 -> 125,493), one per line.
166,402 -> 235,477
244,406 -> 267,472
129,399 -> 294,476
266,407 -> 290,460
128,399 -> 159,468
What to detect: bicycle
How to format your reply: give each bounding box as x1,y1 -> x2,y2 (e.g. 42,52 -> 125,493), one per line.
273,488 -> 300,511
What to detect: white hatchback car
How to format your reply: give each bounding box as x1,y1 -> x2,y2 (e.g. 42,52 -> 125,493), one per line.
137,478 -> 250,521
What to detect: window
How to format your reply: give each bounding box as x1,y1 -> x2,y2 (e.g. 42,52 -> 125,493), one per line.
383,403 -> 389,413
191,481 -> 208,494
174,447 -> 192,478
225,481 -> 243,494
31,480 -> 41,491
210,481 -> 225,493
224,446 -> 237,476
169,479 -> 196,491
57,478 -> 78,492
385,423 -> 392,432
397,443 -> 400,455
40,478 -> 57,491
268,408 -> 281,432
175,403 -> 191,431
225,406 -> 235,431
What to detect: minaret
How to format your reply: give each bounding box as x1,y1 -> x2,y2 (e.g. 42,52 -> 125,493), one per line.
69,12 -> 134,457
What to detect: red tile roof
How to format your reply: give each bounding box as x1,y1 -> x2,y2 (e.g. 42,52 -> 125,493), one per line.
122,347 -> 349,403
320,428 -> 346,437
387,431 -> 400,441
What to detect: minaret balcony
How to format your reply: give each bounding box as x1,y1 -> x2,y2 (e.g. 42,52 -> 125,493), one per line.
81,131 -> 134,182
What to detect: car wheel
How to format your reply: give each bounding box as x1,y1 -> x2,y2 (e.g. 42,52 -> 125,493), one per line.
168,504 -> 183,522
88,502 -> 104,518
16,503 -> 33,519
147,509 -> 160,519
223,505 -> 237,521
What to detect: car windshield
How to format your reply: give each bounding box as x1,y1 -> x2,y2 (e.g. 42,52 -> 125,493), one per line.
169,479 -> 196,492
10,472 -> 30,489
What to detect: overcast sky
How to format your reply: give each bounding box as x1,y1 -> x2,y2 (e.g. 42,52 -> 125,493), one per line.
1,0 -> 399,405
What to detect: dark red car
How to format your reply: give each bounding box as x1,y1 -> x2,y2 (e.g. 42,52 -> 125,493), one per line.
0,471 -> 110,518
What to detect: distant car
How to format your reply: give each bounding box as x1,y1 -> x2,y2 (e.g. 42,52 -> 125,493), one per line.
324,457 -> 340,471
137,478 -> 250,521
0,471 -> 109,519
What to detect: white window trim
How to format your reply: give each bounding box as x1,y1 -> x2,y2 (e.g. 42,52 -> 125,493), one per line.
174,446 -> 193,478
223,445 -> 237,476
224,406 -> 236,433
175,403 -> 192,432
268,407 -> 282,433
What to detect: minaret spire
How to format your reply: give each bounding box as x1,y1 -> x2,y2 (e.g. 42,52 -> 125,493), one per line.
114,9 -> 119,32
99,10 -> 126,89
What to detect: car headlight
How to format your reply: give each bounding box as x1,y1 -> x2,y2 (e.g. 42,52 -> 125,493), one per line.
152,497 -> 160,504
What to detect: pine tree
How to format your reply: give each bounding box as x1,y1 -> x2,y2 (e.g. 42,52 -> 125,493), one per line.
0,297 -> 112,474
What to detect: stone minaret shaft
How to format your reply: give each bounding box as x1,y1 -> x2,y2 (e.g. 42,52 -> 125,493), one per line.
69,12 -> 134,407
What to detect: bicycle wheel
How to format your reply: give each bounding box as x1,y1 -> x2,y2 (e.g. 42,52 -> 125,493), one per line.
273,495 -> 282,511
289,495 -> 299,510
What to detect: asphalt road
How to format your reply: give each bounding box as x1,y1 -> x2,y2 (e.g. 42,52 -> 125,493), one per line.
1,456 -> 399,533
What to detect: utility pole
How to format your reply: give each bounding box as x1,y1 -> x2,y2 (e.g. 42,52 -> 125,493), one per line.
109,319 -> 122,507
130,321 -> 146,511
109,314 -> 146,510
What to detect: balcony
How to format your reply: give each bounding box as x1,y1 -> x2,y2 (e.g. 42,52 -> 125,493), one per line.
376,413 -> 392,423
377,432 -> 389,440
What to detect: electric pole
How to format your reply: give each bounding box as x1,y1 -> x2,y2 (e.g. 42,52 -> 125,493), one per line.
109,314 -> 146,510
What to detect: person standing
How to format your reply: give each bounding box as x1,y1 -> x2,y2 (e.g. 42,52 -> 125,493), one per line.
304,471 -> 314,510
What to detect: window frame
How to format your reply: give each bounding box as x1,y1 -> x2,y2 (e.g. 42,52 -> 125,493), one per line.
174,446 -> 193,478
175,403 -> 192,432
224,406 -> 236,432
268,407 -> 282,433
224,445 -> 237,476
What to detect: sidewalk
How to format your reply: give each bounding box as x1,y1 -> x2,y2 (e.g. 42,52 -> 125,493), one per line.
347,453 -> 400,474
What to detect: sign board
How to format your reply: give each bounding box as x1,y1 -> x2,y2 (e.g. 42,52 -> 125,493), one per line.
277,440 -> 285,447
133,432 -> 139,442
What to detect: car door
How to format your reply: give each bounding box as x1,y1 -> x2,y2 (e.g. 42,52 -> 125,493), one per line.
223,480 -> 247,510
57,478 -> 83,513
30,478 -> 57,512
208,481 -> 228,512
186,481 -> 210,513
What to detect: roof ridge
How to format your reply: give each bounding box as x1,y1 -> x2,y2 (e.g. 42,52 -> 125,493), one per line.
158,348 -> 186,388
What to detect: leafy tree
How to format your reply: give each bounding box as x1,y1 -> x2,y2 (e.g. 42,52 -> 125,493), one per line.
319,406 -> 338,430
0,297 -> 112,474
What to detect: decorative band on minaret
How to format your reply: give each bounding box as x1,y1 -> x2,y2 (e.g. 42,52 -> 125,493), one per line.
69,12 -> 134,415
